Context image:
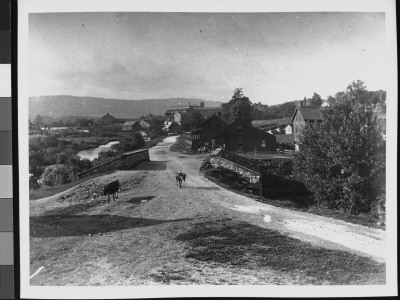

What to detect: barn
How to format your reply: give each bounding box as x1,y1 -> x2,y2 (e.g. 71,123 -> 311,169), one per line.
215,120 -> 276,153
122,121 -> 141,131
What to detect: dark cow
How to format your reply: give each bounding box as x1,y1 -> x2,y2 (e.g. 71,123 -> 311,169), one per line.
178,171 -> 186,182
175,174 -> 183,189
103,180 -> 121,203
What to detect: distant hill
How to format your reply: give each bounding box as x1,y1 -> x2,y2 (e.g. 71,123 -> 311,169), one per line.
29,95 -> 224,119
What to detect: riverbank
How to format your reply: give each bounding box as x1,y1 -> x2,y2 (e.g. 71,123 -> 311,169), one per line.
29,136 -> 164,200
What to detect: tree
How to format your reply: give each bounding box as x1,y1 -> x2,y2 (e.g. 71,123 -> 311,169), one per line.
228,88 -> 253,125
132,132 -> 145,149
191,110 -> 205,129
346,80 -> 367,104
310,93 -> 323,107
293,84 -> 385,215
33,115 -> 43,129
150,118 -> 164,136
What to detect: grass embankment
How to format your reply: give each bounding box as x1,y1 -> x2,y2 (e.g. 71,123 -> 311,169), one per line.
203,166 -> 384,230
29,136 -> 164,201
29,172 -> 114,200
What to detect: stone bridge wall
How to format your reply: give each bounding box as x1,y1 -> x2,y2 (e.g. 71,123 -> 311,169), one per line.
210,156 -> 261,183
77,149 -> 150,178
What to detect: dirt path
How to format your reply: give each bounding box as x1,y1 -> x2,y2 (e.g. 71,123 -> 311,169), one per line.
29,136 -> 386,286
152,137 -> 386,263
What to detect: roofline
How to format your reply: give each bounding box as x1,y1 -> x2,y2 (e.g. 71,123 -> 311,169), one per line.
229,120 -> 277,138
290,107 -> 299,123
199,114 -> 229,126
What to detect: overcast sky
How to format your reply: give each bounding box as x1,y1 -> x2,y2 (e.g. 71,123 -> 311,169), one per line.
29,12 -> 386,105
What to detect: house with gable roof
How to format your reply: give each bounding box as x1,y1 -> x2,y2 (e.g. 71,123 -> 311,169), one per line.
191,114 -> 276,153
291,101 -> 323,151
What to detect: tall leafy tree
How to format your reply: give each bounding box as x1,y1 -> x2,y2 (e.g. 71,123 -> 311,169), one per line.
228,88 -> 253,125
150,118 -> 164,136
310,92 -> 323,107
293,83 -> 385,215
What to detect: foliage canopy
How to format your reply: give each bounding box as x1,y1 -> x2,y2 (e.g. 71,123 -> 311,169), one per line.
293,82 -> 385,215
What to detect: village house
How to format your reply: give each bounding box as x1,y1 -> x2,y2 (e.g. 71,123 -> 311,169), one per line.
139,120 -> 151,130
291,101 -> 323,152
192,115 -> 276,153
215,120 -> 276,153
101,113 -> 115,124
165,105 -> 194,123
194,106 -> 224,119
191,114 -> 229,150
164,121 -> 182,134
174,111 -> 193,127
165,102 -> 224,126
121,121 -> 142,132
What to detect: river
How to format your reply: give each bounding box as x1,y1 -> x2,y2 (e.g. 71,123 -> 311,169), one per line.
77,141 -> 120,161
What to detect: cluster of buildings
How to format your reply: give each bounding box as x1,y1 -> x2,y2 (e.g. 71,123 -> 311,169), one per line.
100,98 -> 323,154
190,99 -> 322,154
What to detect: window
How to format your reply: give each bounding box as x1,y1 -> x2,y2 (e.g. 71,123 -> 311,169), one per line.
261,140 -> 266,147
217,112 -> 222,117
238,125 -> 242,132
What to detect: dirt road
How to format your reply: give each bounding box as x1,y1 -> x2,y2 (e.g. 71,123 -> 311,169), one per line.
30,136 -> 386,285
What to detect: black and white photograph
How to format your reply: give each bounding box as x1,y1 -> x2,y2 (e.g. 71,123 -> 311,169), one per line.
18,0 -> 397,298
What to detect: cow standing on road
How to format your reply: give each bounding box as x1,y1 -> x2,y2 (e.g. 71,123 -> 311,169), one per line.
103,180 -> 121,203
178,171 -> 186,182
175,174 -> 183,189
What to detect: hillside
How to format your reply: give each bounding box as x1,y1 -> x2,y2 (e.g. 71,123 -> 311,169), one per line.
29,96 -> 224,119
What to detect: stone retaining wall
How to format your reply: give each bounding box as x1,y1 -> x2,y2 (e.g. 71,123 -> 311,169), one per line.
210,156 -> 261,183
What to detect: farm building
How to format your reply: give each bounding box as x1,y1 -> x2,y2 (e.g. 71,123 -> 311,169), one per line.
191,114 -> 229,150
101,113 -> 115,124
174,111 -> 194,127
291,105 -> 323,151
215,120 -> 276,153
194,106 -> 224,119
121,121 -> 142,131
165,102 -> 225,124
139,120 -> 151,130
192,115 -> 276,153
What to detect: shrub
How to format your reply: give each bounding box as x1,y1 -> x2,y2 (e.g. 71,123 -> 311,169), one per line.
40,165 -> 73,186
293,84 -> 385,214
260,172 -> 310,206
29,134 -> 58,150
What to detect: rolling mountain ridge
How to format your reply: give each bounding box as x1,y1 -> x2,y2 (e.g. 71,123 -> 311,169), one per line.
29,95 -> 224,119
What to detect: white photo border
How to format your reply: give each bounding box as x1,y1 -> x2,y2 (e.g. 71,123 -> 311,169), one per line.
18,0 -> 397,298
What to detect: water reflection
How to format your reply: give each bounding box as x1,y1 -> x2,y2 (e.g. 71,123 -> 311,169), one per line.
77,141 -> 119,161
